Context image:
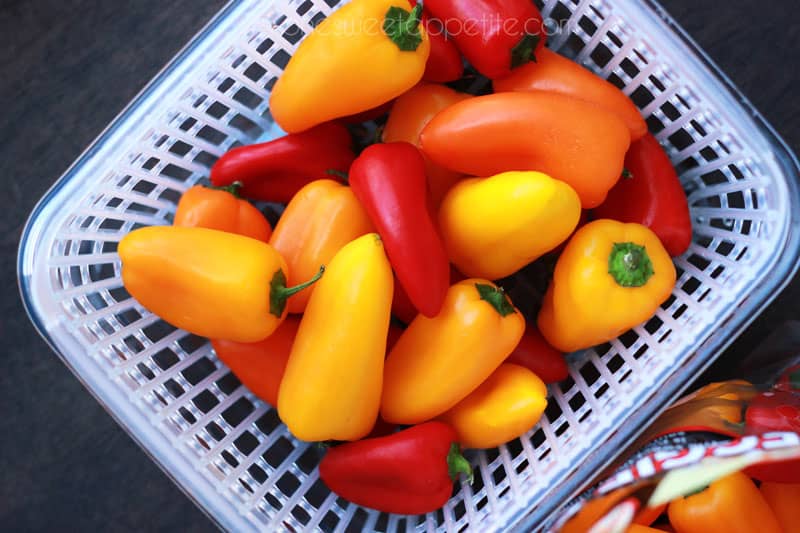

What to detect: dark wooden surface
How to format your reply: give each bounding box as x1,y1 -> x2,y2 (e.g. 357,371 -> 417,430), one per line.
1,0 -> 798,530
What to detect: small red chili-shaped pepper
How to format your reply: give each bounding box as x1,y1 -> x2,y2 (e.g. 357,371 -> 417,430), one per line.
594,134 -> 692,257
318,421 -> 472,514
209,122 -> 355,203
744,390 -> 800,483
350,142 -> 450,318
408,1 -> 463,83
392,266 -> 465,324
506,324 -> 569,384
424,0 -> 546,80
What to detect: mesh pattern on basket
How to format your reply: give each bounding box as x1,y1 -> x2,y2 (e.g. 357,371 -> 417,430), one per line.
28,0 -> 794,530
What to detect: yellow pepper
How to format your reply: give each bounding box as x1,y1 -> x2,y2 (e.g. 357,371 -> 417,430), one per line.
439,363 -> 547,449
269,0 -> 430,133
278,233 -> 393,441
438,171 -> 581,280
119,226 -> 323,343
538,220 -> 676,352
382,279 -> 525,425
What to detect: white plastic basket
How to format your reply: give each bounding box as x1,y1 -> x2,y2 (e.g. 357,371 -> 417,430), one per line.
18,0 -> 800,531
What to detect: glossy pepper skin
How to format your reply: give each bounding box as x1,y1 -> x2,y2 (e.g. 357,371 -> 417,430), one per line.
506,324 -> 568,384
119,226 -> 323,343
269,0 -> 430,133
439,363 -> 547,449
743,390 -> 800,483
383,83 -> 470,207
173,184 -> 272,242
350,143 -> 450,318
407,1 -> 463,82
211,317 -> 300,406
761,482 -> 800,533
538,220 -> 676,353
421,92 -> 631,208
382,279 -> 525,424
493,48 -> 647,140
319,422 -> 472,514
666,472 -> 781,533
595,134 -> 692,257
269,179 -> 374,313
439,171 -> 581,279
209,123 -> 355,203
278,234 -> 393,442
424,0 -> 546,80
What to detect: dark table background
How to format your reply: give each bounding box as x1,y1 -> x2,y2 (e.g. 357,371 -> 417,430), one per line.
1,0 -> 798,530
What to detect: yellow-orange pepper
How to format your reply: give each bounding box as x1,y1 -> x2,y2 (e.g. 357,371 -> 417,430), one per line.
438,171 -> 581,279
761,482 -> 800,533
279,234 -> 393,441
119,226 -> 323,343
382,279 -> 525,425
269,179 -> 373,314
667,472 -> 781,533
439,363 -> 547,449
173,183 -> 272,242
538,220 -> 676,353
382,83 -> 470,206
270,0 -> 430,133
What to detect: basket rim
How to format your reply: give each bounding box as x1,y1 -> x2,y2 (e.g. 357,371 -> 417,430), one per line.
17,0 -> 800,531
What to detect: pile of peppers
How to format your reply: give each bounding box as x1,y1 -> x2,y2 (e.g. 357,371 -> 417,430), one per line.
118,0 -> 696,516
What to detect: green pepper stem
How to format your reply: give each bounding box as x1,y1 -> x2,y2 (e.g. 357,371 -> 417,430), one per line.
326,169 -> 349,181
384,3 -> 424,52
608,242 -> 655,288
475,284 -> 517,317
447,443 -> 473,483
269,266 -> 325,317
210,181 -> 243,198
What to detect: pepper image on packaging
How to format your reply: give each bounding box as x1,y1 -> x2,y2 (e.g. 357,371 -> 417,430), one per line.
278,234 -> 393,442
269,0 -> 430,133
119,226 -> 324,343
666,472 -> 781,533
506,324 -> 568,384
439,363 -> 547,449
319,422 -> 472,514
438,170 -> 581,279
760,482 -> 800,533
493,47 -> 647,140
383,83 -> 471,207
173,183 -> 272,242
350,142 -> 450,317
211,317 -> 301,406
269,179 -> 374,313
538,220 -> 676,353
209,123 -> 355,203
420,92 -> 630,208
743,390 -> 800,483
424,0 -> 546,79
595,134 -> 692,257
382,279 -> 525,424
407,1 -> 463,82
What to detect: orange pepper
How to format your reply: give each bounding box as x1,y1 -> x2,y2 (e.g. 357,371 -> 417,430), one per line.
761,482 -> 800,533
211,317 -> 300,406
383,83 -> 470,206
493,48 -> 647,141
666,472 -> 782,533
269,180 -> 374,313
420,91 -> 630,208
627,525 -> 666,533
382,279 -> 525,424
633,504 -> 668,527
173,184 -> 272,242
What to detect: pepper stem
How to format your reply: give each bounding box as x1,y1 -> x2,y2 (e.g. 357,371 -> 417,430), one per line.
269,266 -> 325,317
608,242 -> 655,288
475,284 -> 516,317
790,369 -> 800,390
511,33 -> 542,69
447,443 -> 473,483
384,3 -> 424,52
326,169 -> 349,181
210,181 -> 243,198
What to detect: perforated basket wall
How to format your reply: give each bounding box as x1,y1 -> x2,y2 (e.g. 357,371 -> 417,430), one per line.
18,0 -> 800,531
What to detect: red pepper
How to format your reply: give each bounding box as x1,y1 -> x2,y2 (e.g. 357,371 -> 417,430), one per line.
319,421 -> 472,514
594,134 -> 692,257
407,1 -> 463,83
744,390 -> 800,483
392,266 -> 464,324
350,142 -> 450,317
209,122 -> 355,203
506,324 -> 568,384
424,0 -> 546,80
